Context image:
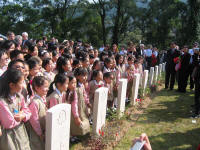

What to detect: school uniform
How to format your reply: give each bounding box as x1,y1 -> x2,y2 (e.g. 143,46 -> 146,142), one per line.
0,94 -> 31,150
27,94 -> 47,150
104,82 -> 114,108
89,80 -> 104,106
46,88 -> 66,108
111,68 -> 120,98
69,86 -> 90,136
43,71 -> 55,84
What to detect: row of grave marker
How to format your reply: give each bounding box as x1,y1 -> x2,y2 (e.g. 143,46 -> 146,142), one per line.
45,62 -> 166,150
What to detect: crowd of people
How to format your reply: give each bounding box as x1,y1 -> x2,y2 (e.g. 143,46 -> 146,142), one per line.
0,31 -> 198,150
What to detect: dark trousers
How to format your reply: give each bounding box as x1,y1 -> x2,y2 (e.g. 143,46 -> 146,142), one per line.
188,65 -> 194,89
194,80 -> 200,114
178,70 -> 189,92
146,57 -> 152,70
165,69 -> 176,89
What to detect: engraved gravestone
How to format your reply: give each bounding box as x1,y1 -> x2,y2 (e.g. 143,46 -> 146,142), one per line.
46,104 -> 71,150
93,87 -> 108,135
117,78 -> 128,117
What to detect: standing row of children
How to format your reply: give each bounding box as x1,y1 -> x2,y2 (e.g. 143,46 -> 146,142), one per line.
0,37 -> 144,150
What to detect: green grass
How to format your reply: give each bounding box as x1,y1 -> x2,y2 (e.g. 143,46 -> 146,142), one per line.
114,85 -> 200,150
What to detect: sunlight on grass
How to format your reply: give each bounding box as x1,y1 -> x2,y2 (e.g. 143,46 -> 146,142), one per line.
114,85 -> 200,150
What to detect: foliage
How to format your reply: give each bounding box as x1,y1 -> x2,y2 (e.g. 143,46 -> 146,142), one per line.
0,0 -> 199,48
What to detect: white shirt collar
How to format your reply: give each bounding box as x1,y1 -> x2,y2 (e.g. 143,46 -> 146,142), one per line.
55,88 -> 63,97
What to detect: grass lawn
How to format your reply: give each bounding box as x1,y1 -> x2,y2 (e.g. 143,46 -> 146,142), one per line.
115,85 -> 200,150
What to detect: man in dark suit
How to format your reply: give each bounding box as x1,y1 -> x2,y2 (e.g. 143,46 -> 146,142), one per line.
177,46 -> 191,93
165,42 -> 181,90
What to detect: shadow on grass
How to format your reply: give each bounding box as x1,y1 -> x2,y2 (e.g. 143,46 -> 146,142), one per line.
149,128 -> 200,150
139,88 -> 195,123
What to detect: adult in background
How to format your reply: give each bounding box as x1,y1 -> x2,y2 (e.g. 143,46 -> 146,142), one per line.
188,42 -> 199,89
177,46 -> 191,93
22,32 -> 28,46
165,42 -> 180,90
144,44 -> 152,70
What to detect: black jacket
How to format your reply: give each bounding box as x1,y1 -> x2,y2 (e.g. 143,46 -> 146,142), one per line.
179,52 -> 191,72
166,48 -> 180,72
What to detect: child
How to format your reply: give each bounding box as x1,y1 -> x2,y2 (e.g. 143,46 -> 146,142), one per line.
27,58 -> 40,98
42,58 -> 55,83
103,57 -> 112,73
0,68 -> 31,150
47,74 -> 69,108
103,72 -> 114,108
89,70 -> 104,106
124,65 -> 135,100
66,76 -> 90,136
0,50 -> 8,76
24,43 -> 38,61
10,50 -> 24,61
28,76 -> 49,150
56,56 -> 72,75
52,50 -> 59,70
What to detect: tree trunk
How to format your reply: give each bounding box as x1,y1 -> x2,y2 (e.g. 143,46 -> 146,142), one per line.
112,0 -> 121,45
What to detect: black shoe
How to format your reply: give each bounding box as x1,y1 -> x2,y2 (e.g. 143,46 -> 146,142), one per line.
165,87 -> 168,89
190,112 -> 200,118
70,137 -> 80,144
89,118 -> 93,125
191,104 -> 195,108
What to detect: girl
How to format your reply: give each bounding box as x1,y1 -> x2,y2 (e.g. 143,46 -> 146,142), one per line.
24,43 -> 38,61
115,54 -> 126,76
72,59 -> 82,70
103,72 -> 114,108
0,68 -> 31,150
56,56 -> 72,75
103,57 -> 112,73
52,50 -> 59,70
89,70 -> 104,106
47,74 -> 69,108
1,40 -> 15,58
42,58 -> 55,83
124,65 -> 135,100
28,76 -> 49,150
0,50 -> 8,76
66,76 -> 90,136
27,58 -> 40,98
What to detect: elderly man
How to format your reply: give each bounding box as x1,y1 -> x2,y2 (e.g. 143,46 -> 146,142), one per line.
22,32 -> 28,46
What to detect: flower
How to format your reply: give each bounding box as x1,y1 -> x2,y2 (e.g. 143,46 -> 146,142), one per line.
101,131 -> 104,136
99,129 -> 101,135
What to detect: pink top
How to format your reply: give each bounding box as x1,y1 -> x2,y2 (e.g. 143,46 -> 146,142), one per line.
29,95 -> 46,136
0,95 -> 31,129
70,91 -> 79,118
78,83 -> 90,105
48,88 -> 65,108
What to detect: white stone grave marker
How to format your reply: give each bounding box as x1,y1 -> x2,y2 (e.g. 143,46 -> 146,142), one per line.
93,87 -> 108,135
142,70 -> 149,96
117,78 -> 128,118
46,104 -> 71,150
131,73 -> 140,105
149,67 -> 154,86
